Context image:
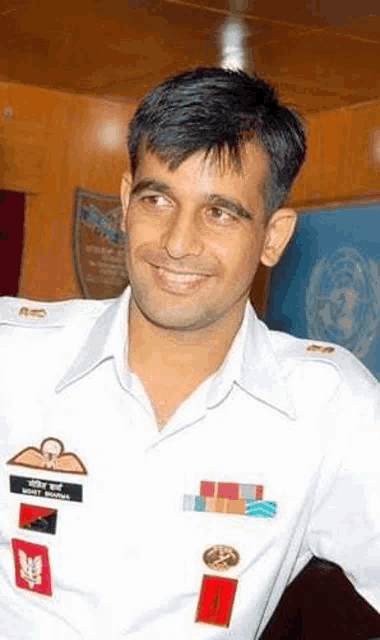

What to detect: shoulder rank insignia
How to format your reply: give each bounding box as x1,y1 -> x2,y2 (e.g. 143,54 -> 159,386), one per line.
18,306 -> 47,319
306,344 -> 335,354
8,437 -> 87,475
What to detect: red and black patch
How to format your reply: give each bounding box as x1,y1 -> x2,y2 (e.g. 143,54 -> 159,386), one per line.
19,504 -> 57,535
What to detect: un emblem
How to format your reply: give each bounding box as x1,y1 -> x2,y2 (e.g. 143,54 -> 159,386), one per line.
306,247 -> 380,359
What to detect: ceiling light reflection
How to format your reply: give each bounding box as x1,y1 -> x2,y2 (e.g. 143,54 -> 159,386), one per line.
219,16 -> 251,72
97,120 -> 123,148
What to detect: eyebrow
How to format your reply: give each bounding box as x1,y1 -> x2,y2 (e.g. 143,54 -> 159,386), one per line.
130,178 -> 254,220
130,179 -> 173,199
205,195 -> 253,220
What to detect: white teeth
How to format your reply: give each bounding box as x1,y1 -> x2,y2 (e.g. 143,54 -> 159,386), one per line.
158,268 -> 205,283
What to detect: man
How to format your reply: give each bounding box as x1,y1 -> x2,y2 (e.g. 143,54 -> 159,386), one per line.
1,67 -> 379,639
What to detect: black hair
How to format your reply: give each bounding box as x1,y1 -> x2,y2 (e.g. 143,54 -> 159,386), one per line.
128,67 -> 306,218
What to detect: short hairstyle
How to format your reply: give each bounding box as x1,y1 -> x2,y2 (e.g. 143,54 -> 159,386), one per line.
128,67 -> 306,219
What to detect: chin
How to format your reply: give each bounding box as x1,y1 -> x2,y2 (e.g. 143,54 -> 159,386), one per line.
147,310 -> 212,331
138,300 -> 219,332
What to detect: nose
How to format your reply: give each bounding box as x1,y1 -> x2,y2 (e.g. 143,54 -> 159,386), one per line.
162,209 -> 204,259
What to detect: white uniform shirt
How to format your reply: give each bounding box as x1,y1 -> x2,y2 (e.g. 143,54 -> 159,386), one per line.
1,288 -> 380,639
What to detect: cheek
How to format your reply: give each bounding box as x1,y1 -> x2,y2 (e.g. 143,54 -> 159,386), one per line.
126,217 -> 160,249
210,235 -> 262,278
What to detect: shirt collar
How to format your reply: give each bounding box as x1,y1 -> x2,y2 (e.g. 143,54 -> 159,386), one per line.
56,288 -> 131,392
206,303 -> 296,419
56,288 -> 296,419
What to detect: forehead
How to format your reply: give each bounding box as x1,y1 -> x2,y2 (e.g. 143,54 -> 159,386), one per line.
133,144 -> 268,209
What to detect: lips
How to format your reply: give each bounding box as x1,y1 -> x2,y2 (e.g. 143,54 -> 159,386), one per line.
155,266 -> 211,293
158,268 -> 208,282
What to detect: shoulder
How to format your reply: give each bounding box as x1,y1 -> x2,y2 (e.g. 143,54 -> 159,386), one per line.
0,296 -> 117,389
0,296 -> 114,366
268,327 -> 378,397
0,296 -> 113,330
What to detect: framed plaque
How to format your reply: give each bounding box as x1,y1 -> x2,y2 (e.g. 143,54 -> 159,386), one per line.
73,187 -> 128,299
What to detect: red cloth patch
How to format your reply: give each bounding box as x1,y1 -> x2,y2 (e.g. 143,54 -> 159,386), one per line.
196,575 -> 238,627
217,482 -> 239,499
12,538 -> 52,596
19,504 -> 55,528
200,481 -> 216,498
255,485 -> 264,500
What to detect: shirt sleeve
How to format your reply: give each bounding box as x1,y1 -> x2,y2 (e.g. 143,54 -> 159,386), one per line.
306,371 -> 380,614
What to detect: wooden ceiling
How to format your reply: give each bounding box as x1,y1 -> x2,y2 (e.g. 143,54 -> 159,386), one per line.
0,0 -> 379,114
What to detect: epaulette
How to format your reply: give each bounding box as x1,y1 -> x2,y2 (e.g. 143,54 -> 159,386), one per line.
0,296 -> 112,328
273,331 -> 378,389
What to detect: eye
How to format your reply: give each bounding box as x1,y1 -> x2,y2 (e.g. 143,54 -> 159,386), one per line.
139,192 -> 173,209
208,206 -> 237,224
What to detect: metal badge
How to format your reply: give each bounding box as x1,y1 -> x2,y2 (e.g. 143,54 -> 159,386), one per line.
7,437 -> 87,475
306,344 -> 335,354
18,307 -> 47,319
203,545 -> 240,572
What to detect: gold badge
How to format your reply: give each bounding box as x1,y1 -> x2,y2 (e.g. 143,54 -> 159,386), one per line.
8,437 -> 87,475
306,344 -> 335,354
18,307 -> 47,319
203,545 -> 240,572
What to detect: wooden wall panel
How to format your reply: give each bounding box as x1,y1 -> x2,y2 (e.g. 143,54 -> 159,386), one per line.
292,100 -> 380,208
0,81 -> 136,300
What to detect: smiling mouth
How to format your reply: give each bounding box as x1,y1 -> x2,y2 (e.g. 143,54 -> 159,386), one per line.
154,266 -> 211,292
157,267 -> 210,282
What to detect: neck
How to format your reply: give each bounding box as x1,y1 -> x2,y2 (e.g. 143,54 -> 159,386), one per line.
127,297 -> 248,429
127,297 -> 247,377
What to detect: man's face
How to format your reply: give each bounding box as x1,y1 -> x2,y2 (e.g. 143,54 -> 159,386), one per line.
123,145 -> 290,332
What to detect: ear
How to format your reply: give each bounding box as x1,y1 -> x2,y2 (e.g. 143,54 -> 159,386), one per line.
260,208 -> 297,268
120,172 -> 132,233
